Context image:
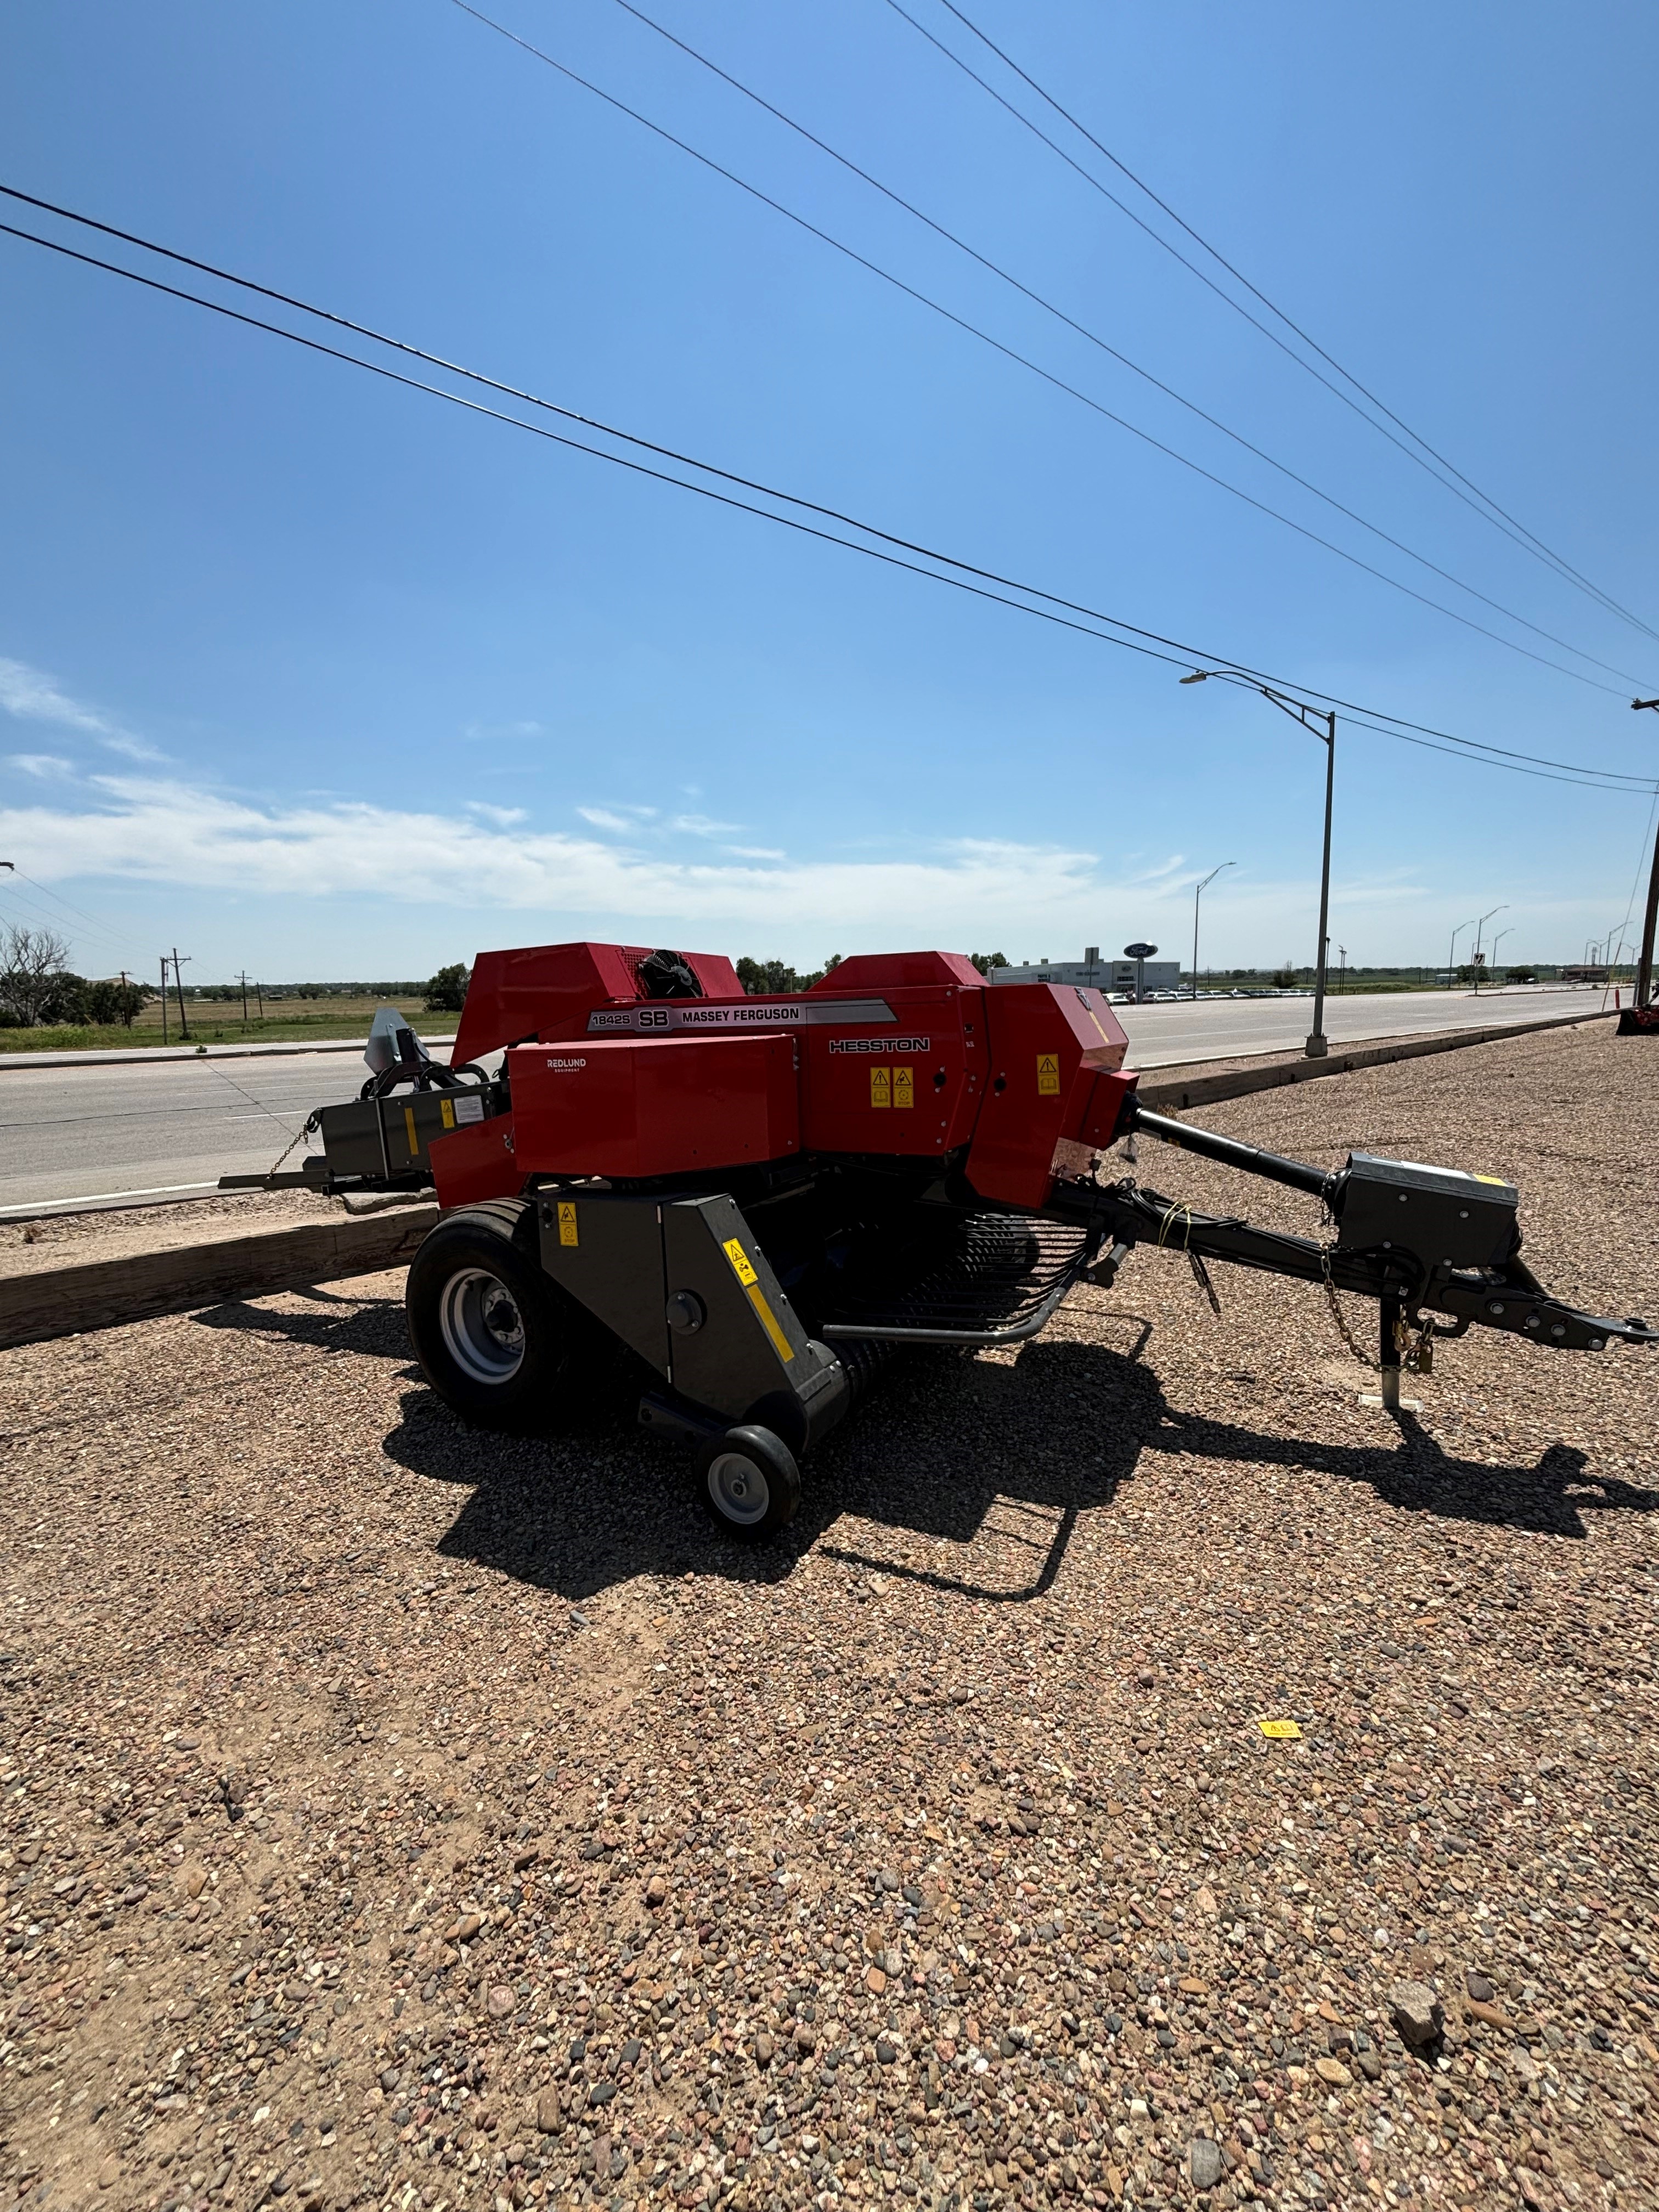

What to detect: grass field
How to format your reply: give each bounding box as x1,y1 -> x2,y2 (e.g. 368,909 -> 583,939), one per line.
0,992 -> 450,1054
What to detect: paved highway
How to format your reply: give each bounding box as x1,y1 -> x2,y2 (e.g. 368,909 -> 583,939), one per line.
0,986 -> 1606,1215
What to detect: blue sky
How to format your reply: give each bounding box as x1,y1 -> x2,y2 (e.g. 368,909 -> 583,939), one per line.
2,0 -> 1657,981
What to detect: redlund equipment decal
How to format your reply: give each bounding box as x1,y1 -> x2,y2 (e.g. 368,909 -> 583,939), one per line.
827,1036 -> 930,1054
545,1056 -> 588,1070
586,998 -> 896,1035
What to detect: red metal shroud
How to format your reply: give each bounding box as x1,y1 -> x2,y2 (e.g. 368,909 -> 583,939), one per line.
428,943 -> 1136,1210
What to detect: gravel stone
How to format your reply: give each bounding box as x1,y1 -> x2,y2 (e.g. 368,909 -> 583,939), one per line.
1389,1978 -> 1444,2047
1189,2135 -> 1226,2188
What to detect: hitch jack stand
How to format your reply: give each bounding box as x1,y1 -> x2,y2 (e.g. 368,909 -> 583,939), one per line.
1379,1294 -> 1402,1415
1361,1293 -> 1420,1415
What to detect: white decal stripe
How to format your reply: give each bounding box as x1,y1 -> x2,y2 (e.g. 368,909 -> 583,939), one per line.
585,997 -> 896,1035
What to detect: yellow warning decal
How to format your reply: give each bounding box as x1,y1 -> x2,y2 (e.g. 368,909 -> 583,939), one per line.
893,1065 -> 914,1109
1474,1174 -> 1506,1186
870,1065 -> 892,1109
404,1103 -> 420,1155
558,1201 -> 579,1248
1036,1051 -> 1062,1096
1257,1718 -> 1302,1741
722,1237 -> 793,1361
721,1236 -> 758,1287
440,1096 -> 455,1131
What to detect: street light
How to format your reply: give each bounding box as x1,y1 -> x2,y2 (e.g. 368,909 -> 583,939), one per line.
1489,926 -> 1513,982
1447,917 -> 1477,988
1471,904 -> 1507,996
1180,670 -> 1335,1056
1190,862 -> 1235,1000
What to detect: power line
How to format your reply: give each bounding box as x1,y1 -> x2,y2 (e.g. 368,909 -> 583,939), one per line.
596,0 -> 1654,692
896,0 -> 1659,649
444,1 -> 1647,701
2,208 -> 1653,800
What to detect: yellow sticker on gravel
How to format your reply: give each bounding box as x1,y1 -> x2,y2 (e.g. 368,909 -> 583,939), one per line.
1258,1718 -> 1302,1740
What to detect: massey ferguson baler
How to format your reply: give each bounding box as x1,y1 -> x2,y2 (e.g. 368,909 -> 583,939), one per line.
226,943 -> 1655,1539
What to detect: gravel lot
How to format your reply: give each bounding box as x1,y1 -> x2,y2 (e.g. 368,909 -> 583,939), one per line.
2,1019 -> 1656,2212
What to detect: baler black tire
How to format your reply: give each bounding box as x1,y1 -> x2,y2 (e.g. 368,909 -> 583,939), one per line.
696,1425 -> 801,1544
405,1200 -> 605,1435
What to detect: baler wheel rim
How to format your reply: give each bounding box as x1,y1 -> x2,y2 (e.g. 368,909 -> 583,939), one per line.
438,1266 -> 527,1385
706,1448 -> 774,1528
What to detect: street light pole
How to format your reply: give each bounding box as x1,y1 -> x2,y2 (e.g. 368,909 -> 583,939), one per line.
1190,862 -> 1235,1000
1471,905 -> 1507,997
1448,917 -> 1476,986
1179,671 -> 1334,1056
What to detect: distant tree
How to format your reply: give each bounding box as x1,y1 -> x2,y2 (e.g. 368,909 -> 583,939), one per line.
424,963 -> 471,1013
737,957 -> 804,995
1505,967 -> 1537,985
1271,967 -> 1297,988
84,977 -> 152,1026
0,925 -> 79,1026
970,952 -> 1009,974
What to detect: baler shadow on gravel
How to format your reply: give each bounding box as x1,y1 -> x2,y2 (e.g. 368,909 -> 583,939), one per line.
223,945 -> 1656,1541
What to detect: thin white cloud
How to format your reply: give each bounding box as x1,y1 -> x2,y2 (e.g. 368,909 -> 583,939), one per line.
6,753 -> 76,778
2,770 -> 1489,956
725,844 -> 787,861
1,772 -> 1122,940
0,657 -> 113,736
462,718 -> 544,741
674,813 -> 742,837
466,801 -> 528,827
0,654 -> 171,763
98,732 -> 169,764
577,806 -> 639,833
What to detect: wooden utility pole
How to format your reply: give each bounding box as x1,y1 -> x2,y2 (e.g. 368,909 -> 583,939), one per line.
171,947 -> 191,1040
237,969 -> 249,1025
1629,702 -> 1659,1016
160,956 -> 168,1045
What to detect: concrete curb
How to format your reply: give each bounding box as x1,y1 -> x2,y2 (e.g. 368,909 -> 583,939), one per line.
0,1037 -> 456,1073
0,1007 -> 1614,1353
0,1206 -> 438,1352
1134,1007 -> 1611,1112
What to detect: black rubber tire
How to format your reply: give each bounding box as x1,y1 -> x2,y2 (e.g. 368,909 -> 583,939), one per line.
696,1425 -> 802,1543
405,1200 -> 605,1435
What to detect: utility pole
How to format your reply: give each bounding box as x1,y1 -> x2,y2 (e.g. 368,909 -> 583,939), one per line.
170,947 -> 191,1040
160,956 -> 169,1045
1338,945 -> 1347,996
1631,701 -> 1659,1013
238,969 -> 249,1025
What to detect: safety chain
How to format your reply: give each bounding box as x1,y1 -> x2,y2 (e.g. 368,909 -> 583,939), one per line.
264,1109 -> 320,1178
1319,1249 -> 1436,1373
1319,1248 -> 1376,1369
